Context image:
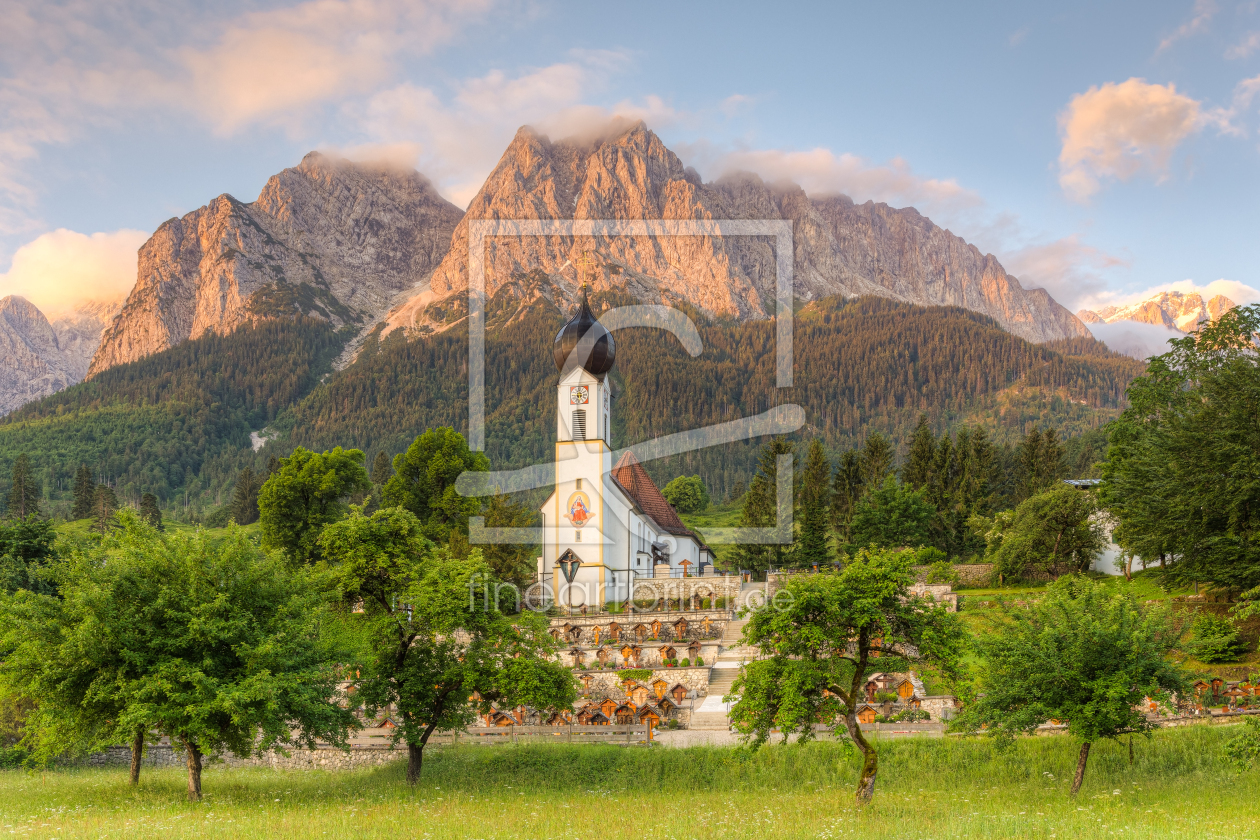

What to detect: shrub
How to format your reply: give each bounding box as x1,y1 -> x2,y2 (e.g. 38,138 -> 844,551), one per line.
874,690 -> 898,703
619,669 -> 652,682
662,475 -> 709,514
1225,715 -> 1260,769
694,656 -> 704,666
202,504 -> 233,528
926,560 -> 959,585
1190,613 -> 1247,663
891,708 -> 931,723
914,546 -> 948,565
681,658 -> 690,667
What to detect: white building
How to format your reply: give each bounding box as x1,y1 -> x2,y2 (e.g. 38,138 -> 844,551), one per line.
538,289 -> 712,608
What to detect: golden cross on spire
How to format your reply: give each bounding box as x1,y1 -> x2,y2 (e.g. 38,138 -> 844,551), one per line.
572,250 -> 598,289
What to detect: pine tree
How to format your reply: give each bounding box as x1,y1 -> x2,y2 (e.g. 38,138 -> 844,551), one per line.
6,454 -> 41,520
72,464 -> 94,520
927,433 -> 956,511
1017,428 -> 1044,502
479,492 -> 536,587
139,493 -> 163,530
372,451 -> 393,485
1040,428 -> 1069,484
91,485 -> 118,535
859,433 -> 894,489
797,440 -> 833,567
830,449 -> 864,543
230,468 -> 259,526
266,455 -> 280,476
733,438 -> 796,575
902,415 -> 936,490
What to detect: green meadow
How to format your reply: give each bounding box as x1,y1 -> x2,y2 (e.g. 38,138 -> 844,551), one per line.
1,724 -> 1253,839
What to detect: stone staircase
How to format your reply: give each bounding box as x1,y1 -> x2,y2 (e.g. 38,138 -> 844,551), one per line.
689,613 -> 754,730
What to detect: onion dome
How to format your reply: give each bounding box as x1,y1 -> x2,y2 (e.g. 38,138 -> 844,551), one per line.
552,286 -> 616,376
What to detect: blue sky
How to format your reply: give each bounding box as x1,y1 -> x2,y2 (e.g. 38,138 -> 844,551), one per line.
1,0 -> 1257,319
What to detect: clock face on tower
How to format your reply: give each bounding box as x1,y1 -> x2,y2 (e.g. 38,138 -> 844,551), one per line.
570,385 -> 590,405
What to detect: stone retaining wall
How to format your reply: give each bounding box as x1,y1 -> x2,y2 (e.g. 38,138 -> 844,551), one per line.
84,744 -> 406,771
628,575 -> 742,605
910,564 -> 995,586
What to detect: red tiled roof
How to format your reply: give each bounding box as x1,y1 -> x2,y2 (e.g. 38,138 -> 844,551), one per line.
611,451 -> 694,537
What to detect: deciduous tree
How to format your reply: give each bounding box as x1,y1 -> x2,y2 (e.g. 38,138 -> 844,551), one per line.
980,485 -> 1105,580
382,428 -> 489,544
258,446 -> 371,564
662,475 -> 709,514
321,507 -> 573,784
848,476 -> 934,551
1103,305 -> 1260,594
0,512 -> 355,796
729,547 -> 964,804
954,575 -> 1186,795
0,516 -> 57,595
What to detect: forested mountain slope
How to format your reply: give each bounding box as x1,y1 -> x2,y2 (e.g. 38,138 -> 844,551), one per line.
0,319 -> 344,512
0,295 -> 1141,514
288,294 -> 1142,501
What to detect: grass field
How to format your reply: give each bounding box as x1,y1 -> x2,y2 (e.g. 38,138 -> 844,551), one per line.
1,725 -> 1253,839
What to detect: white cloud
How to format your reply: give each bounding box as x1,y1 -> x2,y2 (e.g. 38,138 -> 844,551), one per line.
1002,235 -> 1130,311
1226,31 -> 1260,59
0,0 -> 492,229
687,146 -> 983,222
1086,320 -> 1182,360
351,54 -> 682,205
1156,0 -> 1217,53
1058,78 -> 1204,202
0,228 -> 146,316
1078,277 -> 1260,315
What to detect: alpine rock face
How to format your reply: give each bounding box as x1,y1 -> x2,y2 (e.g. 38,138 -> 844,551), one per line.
1078,290 -> 1235,332
0,295 -> 120,415
89,152 -> 464,376
388,122 -> 1090,344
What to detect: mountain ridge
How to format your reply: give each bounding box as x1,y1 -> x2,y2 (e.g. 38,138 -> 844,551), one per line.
1078,290 -> 1235,333
88,152 -> 464,376
0,295 -> 120,415
389,122 -> 1089,345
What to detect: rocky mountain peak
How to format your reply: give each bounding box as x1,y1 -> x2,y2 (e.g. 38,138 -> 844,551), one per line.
1,294 -> 121,415
88,152 -> 464,376
395,122 -> 1089,344
1078,290 -> 1236,333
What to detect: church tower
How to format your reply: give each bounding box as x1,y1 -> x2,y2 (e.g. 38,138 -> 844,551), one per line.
544,283 -> 618,608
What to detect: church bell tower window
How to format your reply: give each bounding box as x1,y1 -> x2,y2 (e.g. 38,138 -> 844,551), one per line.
572,409 -> 586,441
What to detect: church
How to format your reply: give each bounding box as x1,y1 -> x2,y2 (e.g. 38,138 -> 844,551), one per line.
537,287 -> 713,609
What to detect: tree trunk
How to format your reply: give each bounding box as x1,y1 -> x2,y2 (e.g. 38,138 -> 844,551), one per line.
128,729 -> 145,786
841,712 -> 878,805
406,742 -> 424,785
1070,742 -> 1091,796
183,738 -> 203,802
